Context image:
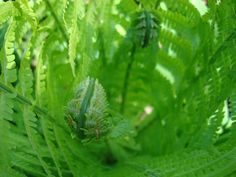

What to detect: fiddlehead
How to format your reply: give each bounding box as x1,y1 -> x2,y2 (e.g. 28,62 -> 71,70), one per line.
66,77 -> 110,141
132,10 -> 160,48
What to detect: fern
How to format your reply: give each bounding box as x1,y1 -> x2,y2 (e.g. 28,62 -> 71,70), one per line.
67,0 -> 80,77
0,93 -> 15,176
2,18 -> 17,83
1,0 -> 236,176
0,1 -> 15,26
125,146 -> 236,177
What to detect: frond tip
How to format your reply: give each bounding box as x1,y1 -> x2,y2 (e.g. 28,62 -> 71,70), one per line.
66,77 -> 110,141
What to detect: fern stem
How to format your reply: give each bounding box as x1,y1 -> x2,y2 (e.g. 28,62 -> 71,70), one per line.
44,0 -> 68,42
0,82 -> 67,132
120,45 -> 136,114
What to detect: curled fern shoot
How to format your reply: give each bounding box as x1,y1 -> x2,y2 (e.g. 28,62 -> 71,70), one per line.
66,77 -> 110,141
132,10 -> 160,48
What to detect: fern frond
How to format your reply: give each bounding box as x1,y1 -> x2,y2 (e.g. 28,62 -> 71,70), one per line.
109,118 -> 134,139
17,42 -> 33,96
164,0 -> 201,26
0,1 -> 15,26
22,107 -> 54,176
159,29 -> 193,64
63,0 -> 85,31
207,0 -> 236,43
14,0 -> 38,30
68,19 -> 78,77
155,50 -> 185,89
35,44 -> 47,106
14,20 -> 30,57
2,19 -> 17,84
53,128 -> 86,177
75,2 -> 97,78
0,123 -> 10,177
192,103 -> 225,148
0,93 -> 15,176
41,119 -> 65,177
127,146 -> 236,177
45,0 -> 68,41
158,9 -> 195,30
16,40 -> 54,176
1,1 -> 236,176
62,0 -> 74,31
68,0 -> 81,77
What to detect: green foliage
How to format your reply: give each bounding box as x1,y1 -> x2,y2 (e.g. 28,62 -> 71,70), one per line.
0,0 -> 236,176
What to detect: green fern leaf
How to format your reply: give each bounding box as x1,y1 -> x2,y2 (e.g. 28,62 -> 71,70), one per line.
0,85 -> 16,176
22,107 -> 55,176
14,0 -> 38,30
0,1 -> 15,26
127,146 -> 236,177
68,18 -> 78,77
3,19 -> 17,84
35,44 -> 47,106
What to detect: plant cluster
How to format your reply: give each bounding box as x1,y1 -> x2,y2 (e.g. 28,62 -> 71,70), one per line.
0,0 -> 236,176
